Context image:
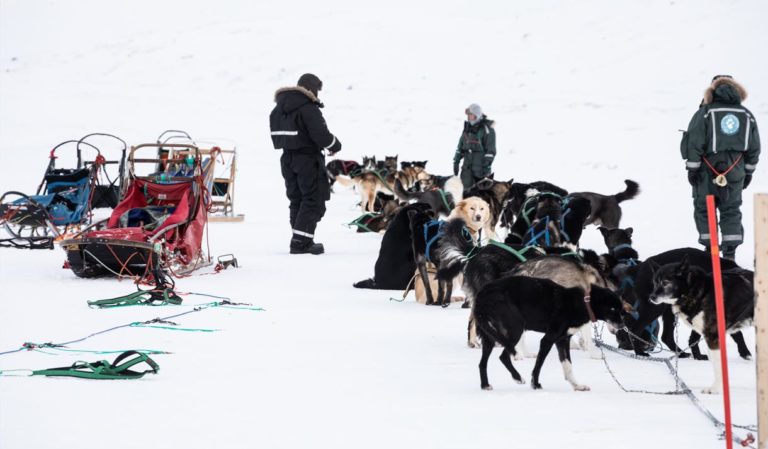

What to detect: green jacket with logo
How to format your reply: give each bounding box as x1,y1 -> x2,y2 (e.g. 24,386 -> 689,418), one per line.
681,78 -> 760,184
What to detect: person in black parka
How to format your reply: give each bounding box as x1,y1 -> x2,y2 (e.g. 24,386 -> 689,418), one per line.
270,74 -> 342,255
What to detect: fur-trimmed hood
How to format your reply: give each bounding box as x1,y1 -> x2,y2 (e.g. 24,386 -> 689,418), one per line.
273,86 -> 323,112
703,77 -> 747,105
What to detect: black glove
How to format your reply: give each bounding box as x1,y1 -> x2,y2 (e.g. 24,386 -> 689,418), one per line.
453,162 -> 459,176
743,174 -> 752,190
687,170 -> 698,187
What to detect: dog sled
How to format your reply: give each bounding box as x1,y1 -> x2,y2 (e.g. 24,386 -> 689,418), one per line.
0,134 -> 127,249
60,142 -> 217,279
157,131 -> 243,222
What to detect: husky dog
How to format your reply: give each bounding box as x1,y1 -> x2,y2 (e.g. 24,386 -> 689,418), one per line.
508,254 -> 620,359
570,180 -> 640,229
335,155 -> 389,212
649,256 -> 754,394
622,248 -> 751,360
408,210 -> 457,306
437,222 -> 589,350
474,277 -> 625,391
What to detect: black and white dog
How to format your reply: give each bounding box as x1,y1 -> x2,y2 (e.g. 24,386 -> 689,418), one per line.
570,180 -> 640,229
621,248 -> 751,361
474,276 -> 625,391
649,255 -> 754,394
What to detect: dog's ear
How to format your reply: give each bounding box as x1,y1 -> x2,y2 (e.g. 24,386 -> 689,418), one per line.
598,226 -> 609,238
677,255 -> 690,275
648,259 -> 661,274
507,178 -> 514,185
625,227 -> 633,239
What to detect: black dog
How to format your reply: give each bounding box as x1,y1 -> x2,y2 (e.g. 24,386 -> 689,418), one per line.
649,256 -> 754,394
326,159 -> 361,189
408,212 -> 462,306
622,247 -> 751,360
560,196 -> 591,246
570,180 -> 640,229
474,277 -> 624,391
353,203 -> 434,290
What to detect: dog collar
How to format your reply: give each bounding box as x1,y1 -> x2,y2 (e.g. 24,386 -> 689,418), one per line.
610,243 -> 634,254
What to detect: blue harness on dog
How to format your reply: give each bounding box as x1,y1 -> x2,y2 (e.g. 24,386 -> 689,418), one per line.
611,243 -> 638,266
423,219 -> 475,264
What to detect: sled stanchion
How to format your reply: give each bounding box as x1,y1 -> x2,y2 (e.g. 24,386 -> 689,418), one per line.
706,194 -> 734,449
755,193 -> 768,449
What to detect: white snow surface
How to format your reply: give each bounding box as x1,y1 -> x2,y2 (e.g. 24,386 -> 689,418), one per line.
1,1 -> 767,448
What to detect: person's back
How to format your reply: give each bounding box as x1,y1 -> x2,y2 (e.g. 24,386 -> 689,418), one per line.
270,73 -> 341,255
681,75 -> 760,260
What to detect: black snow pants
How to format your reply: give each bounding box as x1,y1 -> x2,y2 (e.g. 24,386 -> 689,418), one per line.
280,151 -> 330,242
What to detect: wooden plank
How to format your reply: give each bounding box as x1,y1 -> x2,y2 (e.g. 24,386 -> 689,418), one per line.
756,193 -> 768,449
208,214 -> 245,223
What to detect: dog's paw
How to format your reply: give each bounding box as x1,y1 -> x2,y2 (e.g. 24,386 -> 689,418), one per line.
514,378 -> 526,385
525,351 -> 538,358
677,351 -> 691,359
482,385 -> 493,391
461,300 -> 471,309
531,382 -> 543,390
573,384 -> 591,392
513,352 -> 524,361
741,354 -> 753,361
636,351 -> 650,358
468,341 -> 479,349
693,354 -> 709,361
589,351 -> 604,360
701,386 -> 720,395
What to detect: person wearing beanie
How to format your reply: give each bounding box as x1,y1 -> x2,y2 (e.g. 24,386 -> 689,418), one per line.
681,75 -> 760,260
270,73 -> 342,255
453,103 -> 497,189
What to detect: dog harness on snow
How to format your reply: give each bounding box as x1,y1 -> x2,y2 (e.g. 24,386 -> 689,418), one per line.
30,351 -> 159,380
348,212 -> 381,233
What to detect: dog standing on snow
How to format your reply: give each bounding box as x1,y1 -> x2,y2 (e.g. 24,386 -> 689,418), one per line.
649,255 -> 754,394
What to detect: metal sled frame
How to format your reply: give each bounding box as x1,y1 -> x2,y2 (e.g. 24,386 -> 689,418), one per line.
0,138 -> 115,249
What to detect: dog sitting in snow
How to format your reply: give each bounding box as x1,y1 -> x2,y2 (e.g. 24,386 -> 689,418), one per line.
649,255 -> 754,394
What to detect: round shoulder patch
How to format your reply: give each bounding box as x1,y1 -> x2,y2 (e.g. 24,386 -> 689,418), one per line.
720,113 -> 740,136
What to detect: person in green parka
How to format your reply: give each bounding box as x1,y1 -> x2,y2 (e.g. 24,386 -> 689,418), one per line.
453,103 -> 496,189
681,75 -> 760,260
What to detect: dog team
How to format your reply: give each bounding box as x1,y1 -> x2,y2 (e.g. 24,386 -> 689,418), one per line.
270,73 -> 760,395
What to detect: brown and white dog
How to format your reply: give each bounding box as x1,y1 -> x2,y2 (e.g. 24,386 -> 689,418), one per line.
448,197 -> 497,245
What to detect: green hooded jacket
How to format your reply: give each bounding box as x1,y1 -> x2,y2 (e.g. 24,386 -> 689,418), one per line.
454,118 -> 496,185
681,77 -> 760,184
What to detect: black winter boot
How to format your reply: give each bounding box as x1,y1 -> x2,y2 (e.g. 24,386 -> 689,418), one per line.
290,238 -> 324,255
722,247 -> 736,261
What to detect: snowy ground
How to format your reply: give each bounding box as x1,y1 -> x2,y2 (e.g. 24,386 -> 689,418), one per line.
1,1 -> 767,448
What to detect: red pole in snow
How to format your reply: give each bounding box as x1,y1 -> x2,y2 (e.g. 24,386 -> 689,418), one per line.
706,194 -> 733,449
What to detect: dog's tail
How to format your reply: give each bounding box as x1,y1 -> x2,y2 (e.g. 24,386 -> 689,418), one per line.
394,178 -> 420,202
334,175 -> 355,187
444,176 -> 464,206
436,218 -> 474,282
614,180 -> 640,203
